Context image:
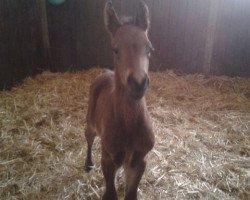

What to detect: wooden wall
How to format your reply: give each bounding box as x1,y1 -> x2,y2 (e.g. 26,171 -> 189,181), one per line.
148,0 -> 210,72
0,0 -> 50,89
1,0 -> 250,89
212,0 -> 250,76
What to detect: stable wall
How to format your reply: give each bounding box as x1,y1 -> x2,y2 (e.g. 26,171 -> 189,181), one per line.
1,0 -> 250,89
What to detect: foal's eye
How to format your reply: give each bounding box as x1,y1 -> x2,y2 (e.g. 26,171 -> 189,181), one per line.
146,45 -> 154,57
146,47 -> 151,57
112,48 -> 119,55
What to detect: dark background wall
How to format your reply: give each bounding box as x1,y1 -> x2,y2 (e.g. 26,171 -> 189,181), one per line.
1,0 -> 250,90
212,0 -> 250,76
0,0 -> 50,89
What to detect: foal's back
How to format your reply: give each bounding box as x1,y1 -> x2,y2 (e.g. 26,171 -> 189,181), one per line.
86,70 -> 115,136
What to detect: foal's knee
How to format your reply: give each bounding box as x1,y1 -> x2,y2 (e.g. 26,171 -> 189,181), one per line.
130,151 -> 146,168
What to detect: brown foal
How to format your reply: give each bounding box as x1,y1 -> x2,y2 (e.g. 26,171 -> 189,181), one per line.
84,1 -> 155,199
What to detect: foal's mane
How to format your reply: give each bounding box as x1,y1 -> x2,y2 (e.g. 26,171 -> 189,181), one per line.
120,15 -> 135,25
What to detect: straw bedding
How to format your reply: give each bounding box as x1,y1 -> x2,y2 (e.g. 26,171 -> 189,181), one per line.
1,67 -> 250,200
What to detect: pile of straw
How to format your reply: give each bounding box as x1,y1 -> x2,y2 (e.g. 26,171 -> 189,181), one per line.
1,67 -> 249,199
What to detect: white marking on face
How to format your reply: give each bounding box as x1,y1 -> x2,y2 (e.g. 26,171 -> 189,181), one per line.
129,55 -> 149,85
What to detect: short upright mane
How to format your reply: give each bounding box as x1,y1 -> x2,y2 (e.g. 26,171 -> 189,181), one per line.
120,15 -> 135,25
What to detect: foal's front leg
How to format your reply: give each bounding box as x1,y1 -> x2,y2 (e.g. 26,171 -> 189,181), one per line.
124,151 -> 146,200
101,150 -> 119,200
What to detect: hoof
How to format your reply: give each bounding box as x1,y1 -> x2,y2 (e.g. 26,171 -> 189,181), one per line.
102,191 -> 118,200
84,162 -> 93,172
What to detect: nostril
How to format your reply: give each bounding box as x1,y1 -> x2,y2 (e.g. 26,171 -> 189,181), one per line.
127,74 -> 134,86
126,74 -> 149,98
127,74 -> 139,92
127,74 -> 149,93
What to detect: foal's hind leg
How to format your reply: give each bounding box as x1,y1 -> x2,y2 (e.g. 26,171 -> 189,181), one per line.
84,127 -> 96,172
124,151 -> 146,200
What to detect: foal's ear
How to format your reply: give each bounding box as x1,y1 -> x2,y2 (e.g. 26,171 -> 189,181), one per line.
104,1 -> 121,36
135,1 -> 150,32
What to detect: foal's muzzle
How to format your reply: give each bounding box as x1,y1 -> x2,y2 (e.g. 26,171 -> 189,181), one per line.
127,74 -> 149,99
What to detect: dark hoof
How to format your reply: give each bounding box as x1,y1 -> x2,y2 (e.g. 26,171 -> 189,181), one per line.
102,191 -> 118,200
84,162 -> 93,172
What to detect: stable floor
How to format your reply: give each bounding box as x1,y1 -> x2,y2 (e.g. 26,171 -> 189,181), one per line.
1,68 -> 250,199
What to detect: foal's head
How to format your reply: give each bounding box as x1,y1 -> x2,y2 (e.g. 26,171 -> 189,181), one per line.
104,1 -> 154,100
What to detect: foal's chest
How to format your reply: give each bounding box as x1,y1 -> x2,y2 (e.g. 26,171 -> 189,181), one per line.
126,127 -> 154,152
101,105 -> 154,157
108,121 -> 154,154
